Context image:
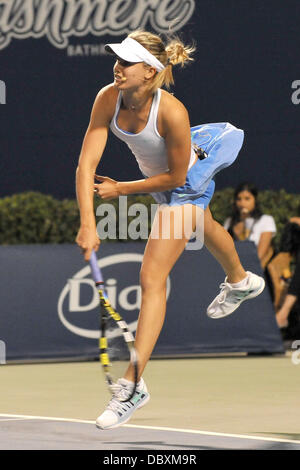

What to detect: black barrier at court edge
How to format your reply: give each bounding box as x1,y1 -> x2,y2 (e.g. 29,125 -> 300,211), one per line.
0,242 -> 283,362
1,1 -> 300,198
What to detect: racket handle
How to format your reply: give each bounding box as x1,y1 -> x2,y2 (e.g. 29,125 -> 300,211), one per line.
89,250 -> 103,284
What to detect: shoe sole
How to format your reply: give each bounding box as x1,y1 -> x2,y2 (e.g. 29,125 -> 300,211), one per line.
95,394 -> 150,430
207,277 -> 265,319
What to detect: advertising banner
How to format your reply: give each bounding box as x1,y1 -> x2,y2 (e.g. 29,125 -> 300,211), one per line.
0,242 -> 284,362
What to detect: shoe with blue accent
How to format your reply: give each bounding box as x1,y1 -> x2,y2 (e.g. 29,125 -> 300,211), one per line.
207,271 -> 265,319
96,377 -> 150,430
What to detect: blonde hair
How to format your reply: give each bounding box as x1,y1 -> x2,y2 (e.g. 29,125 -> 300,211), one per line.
128,30 -> 195,93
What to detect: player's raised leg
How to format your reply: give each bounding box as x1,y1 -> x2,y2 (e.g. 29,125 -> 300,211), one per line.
204,207 -> 265,319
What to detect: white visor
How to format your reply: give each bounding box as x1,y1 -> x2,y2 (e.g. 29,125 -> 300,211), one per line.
105,37 -> 165,72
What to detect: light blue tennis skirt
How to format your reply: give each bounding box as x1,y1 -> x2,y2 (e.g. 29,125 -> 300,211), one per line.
149,121 -> 244,210
150,159 -> 215,210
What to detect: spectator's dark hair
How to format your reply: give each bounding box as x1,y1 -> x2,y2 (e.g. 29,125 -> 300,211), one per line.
228,182 -> 262,239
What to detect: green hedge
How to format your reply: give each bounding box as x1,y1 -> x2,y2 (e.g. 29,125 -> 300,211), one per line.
0,190 -> 299,251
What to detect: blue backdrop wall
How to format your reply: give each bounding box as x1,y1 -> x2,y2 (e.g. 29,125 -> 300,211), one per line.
0,242 -> 283,362
0,0 -> 299,199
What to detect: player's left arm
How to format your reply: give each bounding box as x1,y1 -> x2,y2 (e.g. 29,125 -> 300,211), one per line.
161,98 -> 192,187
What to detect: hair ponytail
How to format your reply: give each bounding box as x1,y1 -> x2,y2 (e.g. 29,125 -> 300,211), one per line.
128,30 -> 195,93
165,37 -> 195,67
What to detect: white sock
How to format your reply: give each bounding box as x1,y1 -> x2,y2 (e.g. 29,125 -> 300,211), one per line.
120,378 -> 134,385
229,274 -> 249,288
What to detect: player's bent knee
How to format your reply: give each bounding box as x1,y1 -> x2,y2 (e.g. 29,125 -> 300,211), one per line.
140,266 -> 167,291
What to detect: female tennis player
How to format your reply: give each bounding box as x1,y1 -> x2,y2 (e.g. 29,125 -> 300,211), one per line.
75,30 -> 265,430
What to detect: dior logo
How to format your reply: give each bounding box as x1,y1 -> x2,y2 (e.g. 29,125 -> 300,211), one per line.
0,0 -> 196,50
57,253 -> 171,338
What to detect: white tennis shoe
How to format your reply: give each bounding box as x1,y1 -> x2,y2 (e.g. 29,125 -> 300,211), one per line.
96,377 -> 150,430
207,271 -> 265,319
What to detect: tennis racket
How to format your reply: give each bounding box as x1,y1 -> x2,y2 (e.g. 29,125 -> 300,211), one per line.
89,250 -> 139,401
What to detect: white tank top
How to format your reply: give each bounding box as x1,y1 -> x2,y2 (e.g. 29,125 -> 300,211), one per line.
110,88 -> 196,177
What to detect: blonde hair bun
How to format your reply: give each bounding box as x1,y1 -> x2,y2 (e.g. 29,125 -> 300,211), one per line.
165,38 -> 195,67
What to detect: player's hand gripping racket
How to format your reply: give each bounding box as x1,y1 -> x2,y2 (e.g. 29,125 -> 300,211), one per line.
89,250 -> 138,401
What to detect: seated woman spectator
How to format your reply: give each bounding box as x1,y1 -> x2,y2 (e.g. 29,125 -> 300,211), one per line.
224,182 -> 276,268
276,214 -> 300,328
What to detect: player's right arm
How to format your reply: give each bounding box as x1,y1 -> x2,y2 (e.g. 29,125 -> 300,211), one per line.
76,84 -> 116,260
